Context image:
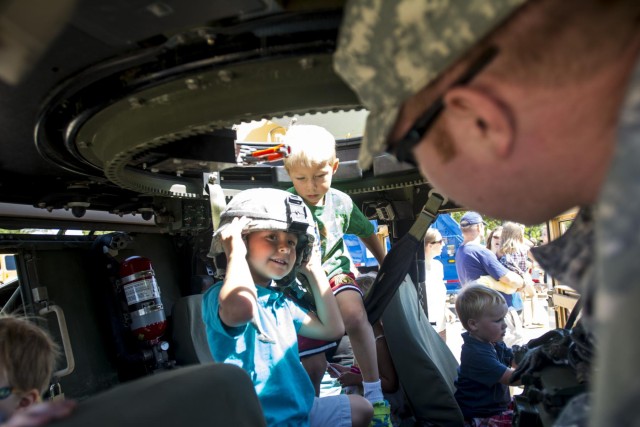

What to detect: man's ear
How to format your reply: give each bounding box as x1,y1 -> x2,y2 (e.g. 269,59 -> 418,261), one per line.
17,389 -> 40,409
443,86 -> 514,158
332,159 -> 340,174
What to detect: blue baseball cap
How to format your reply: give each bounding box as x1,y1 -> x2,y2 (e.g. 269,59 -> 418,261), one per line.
460,212 -> 485,228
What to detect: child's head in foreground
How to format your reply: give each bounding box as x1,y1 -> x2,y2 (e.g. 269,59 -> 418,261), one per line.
0,315 -> 58,419
455,285 -> 508,343
211,188 -> 316,286
282,125 -> 338,207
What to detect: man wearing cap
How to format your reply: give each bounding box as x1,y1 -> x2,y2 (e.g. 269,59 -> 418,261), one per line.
334,0 -> 640,424
455,211 -> 525,347
455,212 -> 522,293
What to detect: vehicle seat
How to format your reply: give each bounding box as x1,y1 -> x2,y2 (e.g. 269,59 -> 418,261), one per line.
171,294 -> 214,365
51,363 -> 265,426
381,276 -> 464,426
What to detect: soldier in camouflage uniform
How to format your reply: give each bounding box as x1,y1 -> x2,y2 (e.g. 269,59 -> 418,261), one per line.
334,0 -> 640,425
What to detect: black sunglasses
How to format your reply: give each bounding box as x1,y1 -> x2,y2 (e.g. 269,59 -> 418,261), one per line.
388,46 -> 500,166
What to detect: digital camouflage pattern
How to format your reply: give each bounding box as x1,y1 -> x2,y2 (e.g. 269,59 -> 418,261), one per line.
333,0 -> 525,169
591,57 -> 640,427
530,58 -> 640,425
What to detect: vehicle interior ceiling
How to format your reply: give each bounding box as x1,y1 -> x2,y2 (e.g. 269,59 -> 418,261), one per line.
0,0 -> 460,399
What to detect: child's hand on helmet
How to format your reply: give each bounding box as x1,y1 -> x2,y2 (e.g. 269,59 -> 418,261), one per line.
219,216 -> 250,257
299,240 -> 322,275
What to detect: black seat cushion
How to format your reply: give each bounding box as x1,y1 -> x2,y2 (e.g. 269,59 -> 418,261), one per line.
51,363 -> 265,427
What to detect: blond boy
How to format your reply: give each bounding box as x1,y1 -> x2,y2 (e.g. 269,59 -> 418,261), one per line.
454,285 -> 516,423
283,125 -> 391,425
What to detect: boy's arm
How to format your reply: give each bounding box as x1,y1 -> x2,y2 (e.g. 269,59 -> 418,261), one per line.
499,367 -> 517,386
297,245 -> 344,340
217,217 -> 258,328
500,346 -> 519,385
360,233 -> 386,265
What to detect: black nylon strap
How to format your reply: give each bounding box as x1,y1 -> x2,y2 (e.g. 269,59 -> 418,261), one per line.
365,191 -> 445,325
413,192 -> 445,321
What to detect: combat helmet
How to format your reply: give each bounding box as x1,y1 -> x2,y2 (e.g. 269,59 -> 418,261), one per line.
210,188 -> 316,285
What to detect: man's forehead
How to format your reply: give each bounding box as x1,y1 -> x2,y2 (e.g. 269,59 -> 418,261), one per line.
333,0 -> 526,169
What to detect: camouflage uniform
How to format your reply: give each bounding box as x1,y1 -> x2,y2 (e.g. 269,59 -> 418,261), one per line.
590,57 -> 640,426
535,57 -> 640,426
334,0 -> 640,425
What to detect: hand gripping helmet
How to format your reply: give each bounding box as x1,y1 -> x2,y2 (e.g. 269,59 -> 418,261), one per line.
210,188 -> 316,286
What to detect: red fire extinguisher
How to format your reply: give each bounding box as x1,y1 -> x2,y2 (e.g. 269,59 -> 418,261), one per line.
118,256 -> 167,343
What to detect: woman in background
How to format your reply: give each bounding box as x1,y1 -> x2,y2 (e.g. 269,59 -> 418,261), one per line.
486,226 -> 503,256
424,228 -> 451,341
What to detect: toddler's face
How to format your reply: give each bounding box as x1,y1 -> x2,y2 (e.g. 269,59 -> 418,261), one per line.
287,161 -> 337,206
469,302 -> 508,343
245,230 -> 298,285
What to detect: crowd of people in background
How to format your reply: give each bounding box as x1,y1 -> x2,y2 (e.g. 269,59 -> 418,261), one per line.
425,214 -> 551,347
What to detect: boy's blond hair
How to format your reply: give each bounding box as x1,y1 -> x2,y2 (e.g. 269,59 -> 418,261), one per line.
455,285 -> 506,331
282,125 -> 337,171
0,315 -> 59,394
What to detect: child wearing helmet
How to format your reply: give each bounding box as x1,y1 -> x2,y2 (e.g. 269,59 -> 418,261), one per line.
202,188 -> 373,427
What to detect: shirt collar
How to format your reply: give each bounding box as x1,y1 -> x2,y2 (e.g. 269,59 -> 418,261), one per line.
258,282 -> 288,308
